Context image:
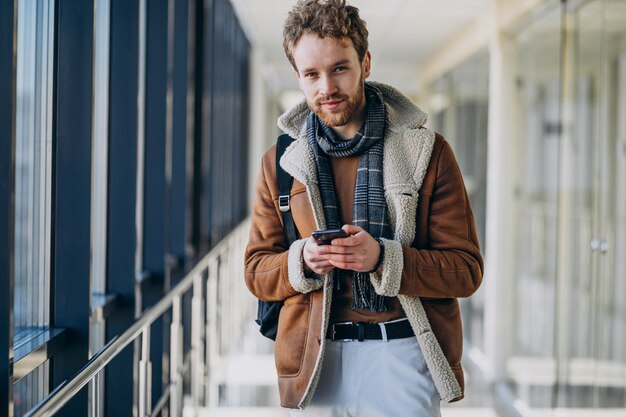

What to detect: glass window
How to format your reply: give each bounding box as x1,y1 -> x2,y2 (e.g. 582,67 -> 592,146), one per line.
13,0 -> 55,413
89,1 -> 110,416
508,0 -> 626,413
508,3 -> 562,408
606,0 -> 626,395
90,0 -> 110,352
14,0 -> 54,335
12,362 -> 49,417
558,0 -> 604,407
428,51 -> 489,354
567,0 -> 626,409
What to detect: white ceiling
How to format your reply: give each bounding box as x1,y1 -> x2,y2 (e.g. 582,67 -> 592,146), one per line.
231,0 -> 492,95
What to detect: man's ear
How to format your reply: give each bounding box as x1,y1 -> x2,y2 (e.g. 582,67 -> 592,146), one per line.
362,51 -> 371,79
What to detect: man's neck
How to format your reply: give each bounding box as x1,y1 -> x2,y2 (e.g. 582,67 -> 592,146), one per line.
331,124 -> 360,140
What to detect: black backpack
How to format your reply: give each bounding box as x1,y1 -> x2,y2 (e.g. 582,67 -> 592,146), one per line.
255,134 -> 297,340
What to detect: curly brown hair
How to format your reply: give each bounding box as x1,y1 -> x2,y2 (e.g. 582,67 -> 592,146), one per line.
283,0 -> 369,70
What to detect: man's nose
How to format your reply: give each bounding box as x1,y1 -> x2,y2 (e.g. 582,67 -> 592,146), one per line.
319,75 -> 338,97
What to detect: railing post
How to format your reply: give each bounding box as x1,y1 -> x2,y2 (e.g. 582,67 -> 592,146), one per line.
205,259 -> 219,407
89,371 -> 103,417
190,273 -> 205,406
169,296 -> 183,417
138,327 -> 152,417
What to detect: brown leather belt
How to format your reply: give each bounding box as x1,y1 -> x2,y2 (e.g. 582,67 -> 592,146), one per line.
326,319 -> 414,341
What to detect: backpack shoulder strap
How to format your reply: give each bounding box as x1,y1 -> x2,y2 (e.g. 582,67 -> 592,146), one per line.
276,134 -> 297,246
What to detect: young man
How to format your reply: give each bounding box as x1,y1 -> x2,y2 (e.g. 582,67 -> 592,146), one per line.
245,1 -> 483,415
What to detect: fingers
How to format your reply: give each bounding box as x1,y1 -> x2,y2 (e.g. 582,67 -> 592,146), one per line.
320,244 -> 354,254
303,237 -> 335,274
328,226 -> 381,272
325,243 -> 369,269
303,237 -> 361,273
328,255 -> 376,272
342,224 -> 363,234
310,263 -> 334,274
328,259 -> 370,272
303,227 -> 380,273
332,225 -> 368,247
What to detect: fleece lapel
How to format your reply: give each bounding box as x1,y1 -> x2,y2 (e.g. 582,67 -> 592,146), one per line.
382,127 -> 436,244
278,135 -> 333,409
278,109 -> 437,243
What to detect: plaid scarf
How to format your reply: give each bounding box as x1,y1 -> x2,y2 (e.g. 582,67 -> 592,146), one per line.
306,83 -> 392,312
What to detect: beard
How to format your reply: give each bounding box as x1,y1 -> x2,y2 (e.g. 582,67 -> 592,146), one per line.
307,74 -> 365,127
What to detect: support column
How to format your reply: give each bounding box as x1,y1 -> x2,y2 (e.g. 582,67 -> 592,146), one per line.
106,0 -> 139,415
51,1 -> 95,415
482,2 -> 519,382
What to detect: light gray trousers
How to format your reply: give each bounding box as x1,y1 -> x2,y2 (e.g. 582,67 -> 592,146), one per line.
289,335 -> 441,417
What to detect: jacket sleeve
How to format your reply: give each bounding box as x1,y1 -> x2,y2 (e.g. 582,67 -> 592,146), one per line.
244,148 -> 324,302
393,139 -> 483,298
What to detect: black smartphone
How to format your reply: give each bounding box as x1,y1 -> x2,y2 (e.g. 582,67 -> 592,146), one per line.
311,228 -> 349,245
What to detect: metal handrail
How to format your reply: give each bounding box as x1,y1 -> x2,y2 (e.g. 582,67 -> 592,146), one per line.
25,218 -> 251,417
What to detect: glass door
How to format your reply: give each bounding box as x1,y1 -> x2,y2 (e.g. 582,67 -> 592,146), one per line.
509,2 -> 626,413
557,0 -> 604,407
508,3 -> 563,407
558,0 -> 626,410
593,0 -> 626,409
427,52 -> 489,355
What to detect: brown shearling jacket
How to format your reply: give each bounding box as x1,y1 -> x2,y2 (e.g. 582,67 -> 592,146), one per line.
245,82 -> 483,409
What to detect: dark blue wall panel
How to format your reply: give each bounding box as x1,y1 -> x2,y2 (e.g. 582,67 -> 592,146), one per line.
51,1 -> 94,415
105,0 -> 139,415
171,0 -> 190,265
144,0 -> 168,402
204,0 -> 250,249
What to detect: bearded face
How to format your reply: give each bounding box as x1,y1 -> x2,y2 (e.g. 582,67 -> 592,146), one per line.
307,71 -> 366,128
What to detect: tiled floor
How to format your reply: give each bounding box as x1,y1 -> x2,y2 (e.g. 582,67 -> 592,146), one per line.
191,406 -> 499,417
442,409 -> 499,417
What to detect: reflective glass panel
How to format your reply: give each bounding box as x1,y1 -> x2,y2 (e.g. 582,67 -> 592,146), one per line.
509,3 -> 562,407
603,0 -> 626,408
558,0 -> 604,408
428,51 -> 489,354
14,0 -> 54,331
13,0 -> 55,414
591,0 -> 626,409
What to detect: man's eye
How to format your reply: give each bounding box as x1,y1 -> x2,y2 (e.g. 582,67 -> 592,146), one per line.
334,66 -> 346,72
304,72 -> 317,78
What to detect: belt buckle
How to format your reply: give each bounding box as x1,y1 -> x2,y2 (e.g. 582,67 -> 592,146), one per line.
330,321 -> 355,342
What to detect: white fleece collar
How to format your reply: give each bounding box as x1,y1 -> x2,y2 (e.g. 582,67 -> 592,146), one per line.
277,81 -> 428,139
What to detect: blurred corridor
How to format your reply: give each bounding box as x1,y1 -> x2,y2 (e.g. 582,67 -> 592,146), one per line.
1,0 -> 626,416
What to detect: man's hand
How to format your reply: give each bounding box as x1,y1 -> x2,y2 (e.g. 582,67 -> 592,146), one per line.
303,224 -> 381,274
303,237 -> 335,275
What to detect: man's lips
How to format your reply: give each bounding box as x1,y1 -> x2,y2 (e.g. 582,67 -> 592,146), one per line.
320,99 -> 342,110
